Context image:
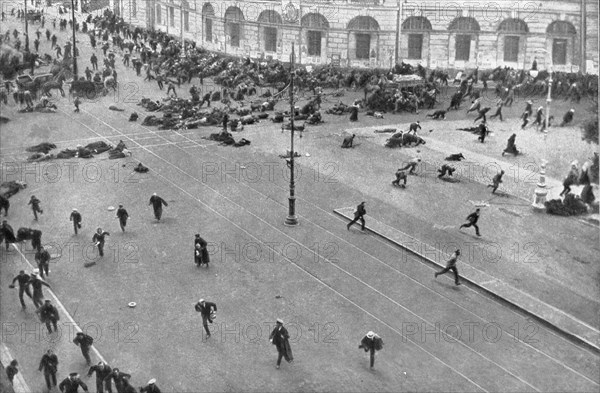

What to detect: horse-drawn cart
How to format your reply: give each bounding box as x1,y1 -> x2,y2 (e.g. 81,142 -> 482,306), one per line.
68,79 -> 107,99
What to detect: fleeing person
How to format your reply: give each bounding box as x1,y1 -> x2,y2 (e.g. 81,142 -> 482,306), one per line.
70,208 -> 82,234
10,270 -> 33,309
269,319 -> 294,369
194,299 -> 217,338
39,349 -> 59,391
347,202 -> 366,231
459,208 -> 481,237
358,331 -> 383,369
73,332 -> 94,366
434,249 -> 462,286
149,193 -> 168,221
116,205 -> 129,232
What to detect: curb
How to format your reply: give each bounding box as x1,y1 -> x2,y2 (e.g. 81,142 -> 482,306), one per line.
334,208 -> 600,355
0,344 -> 31,393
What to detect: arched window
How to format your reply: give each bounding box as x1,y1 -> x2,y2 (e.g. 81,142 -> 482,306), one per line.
402,16 -> 432,60
347,16 -> 380,60
546,21 -> 576,66
546,20 -> 576,35
301,13 -> 329,56
402,16 -> 432,31
498,19 -> 528,63
224,6 -> 245,48
202,3 -> 215,42
449,17 -> 480,61
258,10 -> 283,52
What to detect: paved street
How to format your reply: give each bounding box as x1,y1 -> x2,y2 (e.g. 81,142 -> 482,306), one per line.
0,7 -> 599,393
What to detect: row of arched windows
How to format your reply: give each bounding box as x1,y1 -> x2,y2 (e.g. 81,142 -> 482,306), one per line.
196,4 -> 578,65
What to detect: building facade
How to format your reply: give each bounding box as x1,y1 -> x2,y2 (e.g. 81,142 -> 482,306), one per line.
111,0 -> 599,73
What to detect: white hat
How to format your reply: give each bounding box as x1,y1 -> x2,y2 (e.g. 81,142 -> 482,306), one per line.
32,268 -> 40,275
366,331 -> 375,339
198,299 -> 204,303
276,318 -> 283,324
148,379 -> 156,385
72,208 -> 77,211
153,193 -> 157,196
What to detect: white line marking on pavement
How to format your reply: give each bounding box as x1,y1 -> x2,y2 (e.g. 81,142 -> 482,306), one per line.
11,244 -> 107,364
0,344 -> 31,393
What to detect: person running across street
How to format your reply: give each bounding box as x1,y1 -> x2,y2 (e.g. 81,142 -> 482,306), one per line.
358,331 -> 383,369
269,319 -> 294,369
39,349 -> 59,391
73,332 -> 94,366
194,299 -> 217,338
459,209 -> 481,236
347,202 -> 366,231
92,228 -> 110,257
434,249 -> 462,285
70,208 -> 82,234
9,270 -> 33,309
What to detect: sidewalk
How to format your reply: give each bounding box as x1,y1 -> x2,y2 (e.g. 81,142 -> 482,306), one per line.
335,207 -> 600,353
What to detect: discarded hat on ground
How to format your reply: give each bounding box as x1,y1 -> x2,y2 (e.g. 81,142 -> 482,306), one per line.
148,379 -> 156,385
366,331 -> 375,339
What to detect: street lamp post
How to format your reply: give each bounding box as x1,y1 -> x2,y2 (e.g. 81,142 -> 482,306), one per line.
71,0 -> 78,80
285,44 -> 299,226
24,0 -> 30,52
532,70 -> 552,211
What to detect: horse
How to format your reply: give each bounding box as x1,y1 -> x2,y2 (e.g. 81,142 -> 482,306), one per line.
41,74 -> 66,97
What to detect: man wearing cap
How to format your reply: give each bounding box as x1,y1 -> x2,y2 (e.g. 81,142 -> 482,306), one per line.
140,379 -> 161,393
459,208 -> 481,237
104,368 -> 132,393
92,228 -> 110,257
35,246 -> 52,279
358,331 -> 383,369
70,208 -> 82,235
434,249 -> 462,286
39,299 -> 60,333
28,271 -> 51,308
194,299 -> 217,338
347,202 -> 366,231
1,220 -> 16,251
148,193 -> 168,221
73,332 -> 94,365
269,319 -> 294,369
28,195 -> 44,221
116,205 -> 129,232
39,349 -> 59,391
59,372 -> 89,393
10,270 -> 33,309
87,361 -> 113,393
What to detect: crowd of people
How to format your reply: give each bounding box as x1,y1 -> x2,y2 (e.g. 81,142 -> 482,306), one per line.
1,3 -> 598,392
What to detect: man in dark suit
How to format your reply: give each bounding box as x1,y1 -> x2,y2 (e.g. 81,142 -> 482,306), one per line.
70,208 -> 82,235
104,368 -> 132,393
1,220 -> 16,250
39,349 -> 59,390
28,270 -> 51,308
59,372 -> 89,393
459,208 -> 481,237
39,299 -> 60,333
35,246 -> 51,278
194,234 -> 210,267
73,332 -> 94,365
116,205 -> 129,232
87,361 -> 113,393
194,299 -> 217,338
10,270 -> 33,309
269,319 -> 294,369
149,193 -> 168,221
347,202 -> 366,231
140,379 -> 161,393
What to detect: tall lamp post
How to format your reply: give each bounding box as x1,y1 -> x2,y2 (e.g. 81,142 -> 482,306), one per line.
285,44 -> 299,226
24,0 -> 30,52
71,0 -> 78,80
532,50 -> 552,211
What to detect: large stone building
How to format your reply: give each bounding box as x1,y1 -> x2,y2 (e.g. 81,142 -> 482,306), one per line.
110,0 -> 599,73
